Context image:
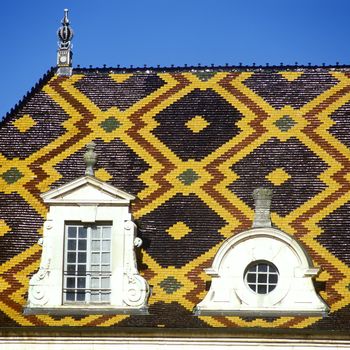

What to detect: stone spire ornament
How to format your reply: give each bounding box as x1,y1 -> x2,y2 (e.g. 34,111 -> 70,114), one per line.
57,9 -> 74,76
252,188 -> 273,228
84,142 -> 97,176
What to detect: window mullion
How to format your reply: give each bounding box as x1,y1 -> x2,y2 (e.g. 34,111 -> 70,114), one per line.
86,226 -> 91,304
99,226 -> 103,302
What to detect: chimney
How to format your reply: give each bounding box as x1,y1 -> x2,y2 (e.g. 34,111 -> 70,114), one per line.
252,188 -> 273,228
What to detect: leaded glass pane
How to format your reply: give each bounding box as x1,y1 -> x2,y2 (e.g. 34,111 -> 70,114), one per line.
101,253 -> 110,264
67,252 -> 76,263
68,240 -> 76,250
78,227 -> 87,238
92,240 -> 100,250
78,239 -> 87,250
102,240 -> 110,251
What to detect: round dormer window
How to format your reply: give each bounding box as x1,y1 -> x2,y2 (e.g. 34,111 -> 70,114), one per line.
244,261 -> 279,294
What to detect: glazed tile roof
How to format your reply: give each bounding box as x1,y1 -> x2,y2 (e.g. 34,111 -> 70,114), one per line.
0,66 -> 350,331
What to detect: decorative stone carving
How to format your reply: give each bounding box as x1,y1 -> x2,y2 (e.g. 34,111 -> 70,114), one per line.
122,221 -> 149,307
27,224 -> 52,307
84,142 -> 97,176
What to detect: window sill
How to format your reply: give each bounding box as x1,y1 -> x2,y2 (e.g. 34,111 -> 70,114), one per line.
193,307 -> 328,317
23,306 -> 149,316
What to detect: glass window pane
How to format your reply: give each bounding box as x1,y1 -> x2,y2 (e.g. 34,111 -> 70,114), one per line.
76,292 -> 85,301
91,253 -> 100,264
248,284 -> 256,292
92,240 -> 100,251
258,274 -> 267,283
101,277 -> 110,288
269,274 -> 278,284
102,240 -> 110,251
258,264 -> 268,272
92,227 -> 100,239
66,277 -> 75,288
91,264 -> 99,272
268,265 -> 278,274
68,240 -> 76,250
268,284 -> 277,293
77,277 -> 86,288
77,265 -> 86,274
101,293 -> 110,302
91,277 -> 99,288
258,285 -> 267,294
78,227 -> 87,238
102,253 -> 110,264
248,265 -> 258,273
66,291 -> 75,301
90,292 -> 99,302
102,227 -> 111,239
68,226 -> 76,238
101,265 -> 110,272
67,264 -> 75,272
67,252 -> 76,263
78,239 -> 87,250
78,252 -> 86,263
247,273 -> 255,283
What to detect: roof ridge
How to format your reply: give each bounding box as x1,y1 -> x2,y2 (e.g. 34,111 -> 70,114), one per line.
0,66 -> 56,125
72,62 -> 350,73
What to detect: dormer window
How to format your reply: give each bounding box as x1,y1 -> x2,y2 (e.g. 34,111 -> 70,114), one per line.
24,143 -> 149,315
195,188 -> 329,317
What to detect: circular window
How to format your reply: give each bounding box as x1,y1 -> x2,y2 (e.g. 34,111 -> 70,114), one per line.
244,261 -> 279,294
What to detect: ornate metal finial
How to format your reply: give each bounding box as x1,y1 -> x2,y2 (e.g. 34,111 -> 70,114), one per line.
252,188 -> 273,228
57,9 -> 74,76
58,9 -> 73,46
84,142 -> 97,176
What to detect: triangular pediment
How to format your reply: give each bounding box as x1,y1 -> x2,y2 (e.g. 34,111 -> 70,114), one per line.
41,176 -> 135,204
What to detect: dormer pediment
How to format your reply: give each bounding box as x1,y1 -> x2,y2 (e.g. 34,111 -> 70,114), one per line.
41,176 -> 135,205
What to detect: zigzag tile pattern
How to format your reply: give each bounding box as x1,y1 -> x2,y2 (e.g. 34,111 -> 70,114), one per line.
0,69 -> 350,330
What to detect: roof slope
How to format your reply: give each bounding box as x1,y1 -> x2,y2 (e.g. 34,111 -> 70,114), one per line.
0,67 -> 350,331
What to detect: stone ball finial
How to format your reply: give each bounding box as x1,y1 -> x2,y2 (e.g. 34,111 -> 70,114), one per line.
84,142 -> 97,176
57,9 -> 74,47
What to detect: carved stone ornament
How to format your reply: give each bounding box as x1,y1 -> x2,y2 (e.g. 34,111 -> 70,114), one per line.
84,142 -> 97,176
27,229 -> 52,306
122,221 -> 149,307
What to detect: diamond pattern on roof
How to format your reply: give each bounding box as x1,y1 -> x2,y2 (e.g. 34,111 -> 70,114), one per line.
0,70 -> 349,330
153,88 -> 243,161
74,73 -> 166,111
229,137 -> 328,217
13,114 -> 37,133
139,194 -> 226,268
244,71 -> 338,109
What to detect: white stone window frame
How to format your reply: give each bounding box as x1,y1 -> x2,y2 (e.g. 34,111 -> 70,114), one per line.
195,227 -> 329,317
24,176 -> 149,315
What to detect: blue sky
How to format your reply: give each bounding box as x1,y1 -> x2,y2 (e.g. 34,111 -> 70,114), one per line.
1,0 -> 350,118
